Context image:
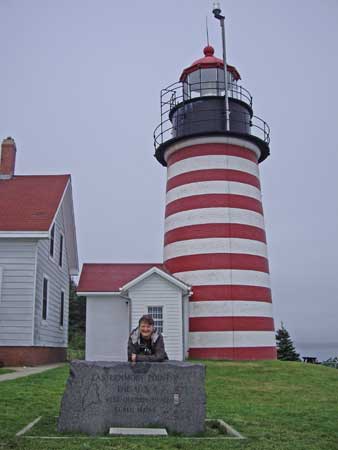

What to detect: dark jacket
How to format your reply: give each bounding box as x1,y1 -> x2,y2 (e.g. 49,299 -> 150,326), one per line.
127,327 -> 168,362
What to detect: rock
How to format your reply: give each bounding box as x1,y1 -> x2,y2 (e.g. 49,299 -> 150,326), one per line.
57,360 -> 206,435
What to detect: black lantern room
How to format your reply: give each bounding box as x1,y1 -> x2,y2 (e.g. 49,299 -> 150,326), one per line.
154,46 -> 270,165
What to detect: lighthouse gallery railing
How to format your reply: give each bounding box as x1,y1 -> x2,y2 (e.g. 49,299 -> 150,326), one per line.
154,80 -> 270,150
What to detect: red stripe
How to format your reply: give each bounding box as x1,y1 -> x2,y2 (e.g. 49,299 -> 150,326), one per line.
188,346 -> 277,360
189,317 -> 274,332
167,143 -> 258,165
164,224 -> 267,245
165,194 -> 263,217
165,253 -> 269,273
167,169 -> 261,191
190,285 -> 272,302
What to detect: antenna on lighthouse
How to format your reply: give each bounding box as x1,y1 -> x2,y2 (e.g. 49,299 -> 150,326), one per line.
212,1 -> 230,131
206,16 -> 210,46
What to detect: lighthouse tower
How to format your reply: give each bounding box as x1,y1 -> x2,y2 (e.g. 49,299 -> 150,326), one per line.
154,42 -> 276,360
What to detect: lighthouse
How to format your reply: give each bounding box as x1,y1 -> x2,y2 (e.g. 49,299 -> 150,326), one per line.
154,23 -> 276,359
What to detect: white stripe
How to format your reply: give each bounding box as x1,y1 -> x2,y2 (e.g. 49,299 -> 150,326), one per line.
164,208 -> 265,233
163,136 -> 261,162
189,331 -> 276,348
166,181 -> 261,204
189,301 -> 273,318
167,155 -> 259,180
173,269 -> 270,287
16,416 -> 42,437
164,238 -> 268,260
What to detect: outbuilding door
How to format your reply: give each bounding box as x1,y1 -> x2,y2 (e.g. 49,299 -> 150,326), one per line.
86,296 -> 130,361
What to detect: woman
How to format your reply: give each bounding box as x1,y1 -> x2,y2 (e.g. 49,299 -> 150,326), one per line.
128,314 -> 168,362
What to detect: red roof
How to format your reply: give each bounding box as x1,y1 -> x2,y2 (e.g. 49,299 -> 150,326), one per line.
77,263 -> 167,293
0,175 -> 69,231
180,45 -> 241,82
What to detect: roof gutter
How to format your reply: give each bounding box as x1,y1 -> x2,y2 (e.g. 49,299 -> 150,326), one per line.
77,291 -> 129,299
0,231 -> 49,238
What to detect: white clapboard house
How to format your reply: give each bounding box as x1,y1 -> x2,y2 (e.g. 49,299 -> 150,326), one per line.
0,137 -> 79,366
77,264 -> 191,361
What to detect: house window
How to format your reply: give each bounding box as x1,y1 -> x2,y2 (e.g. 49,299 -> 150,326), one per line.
60,291 -> 64,327
59,234 -> 64,267
50,224 -> 55,257
0,267 -> 3,303
148,306 -> 163,333
42,277 -> 48,320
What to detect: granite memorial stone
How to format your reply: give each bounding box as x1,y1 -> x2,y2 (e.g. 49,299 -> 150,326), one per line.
58,360 -> 206,435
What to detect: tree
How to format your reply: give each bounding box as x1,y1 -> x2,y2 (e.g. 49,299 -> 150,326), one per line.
275,323 -> 300,361
68,278 -> 86,350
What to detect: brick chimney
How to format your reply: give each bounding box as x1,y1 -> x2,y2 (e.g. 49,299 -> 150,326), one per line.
0,137 -> 17,179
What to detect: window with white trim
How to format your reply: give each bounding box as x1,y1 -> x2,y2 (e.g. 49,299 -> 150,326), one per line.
42,277 -> 48,320
59,233 -> 64,267
60,291 -> 65,327
50,224 -> 55,258
148,306 -> 163,333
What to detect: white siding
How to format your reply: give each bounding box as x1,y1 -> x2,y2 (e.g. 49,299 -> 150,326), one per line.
128,273 -> 184,361
62,182 -> 78,275
0,267 -> 3,301
0,239 -> 37,346
86,295 -> 129,361
34,202 -> 70,348
182,293 -> 190,358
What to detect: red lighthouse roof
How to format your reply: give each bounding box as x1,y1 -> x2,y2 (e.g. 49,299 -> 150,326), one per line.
180,45 -> 241,82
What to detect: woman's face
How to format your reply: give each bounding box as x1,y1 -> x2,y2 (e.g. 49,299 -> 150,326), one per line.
140,321 -> 154,339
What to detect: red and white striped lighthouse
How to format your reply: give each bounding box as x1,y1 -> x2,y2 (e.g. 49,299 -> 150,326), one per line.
154,41 -> 276,360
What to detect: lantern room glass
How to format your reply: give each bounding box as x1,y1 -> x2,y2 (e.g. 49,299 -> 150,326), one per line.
183,68 -> 235,100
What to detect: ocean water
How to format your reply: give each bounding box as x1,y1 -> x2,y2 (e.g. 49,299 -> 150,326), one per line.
295,342 -> 338,363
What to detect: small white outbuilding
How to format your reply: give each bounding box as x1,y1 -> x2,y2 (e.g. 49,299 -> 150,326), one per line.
77,264 -> 191,361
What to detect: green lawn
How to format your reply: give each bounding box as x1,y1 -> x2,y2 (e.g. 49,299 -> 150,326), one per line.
0,361 -> 337,450
0,368 -> 15,375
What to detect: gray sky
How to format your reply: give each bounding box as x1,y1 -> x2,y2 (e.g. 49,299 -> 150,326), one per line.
1,0 -> 338,358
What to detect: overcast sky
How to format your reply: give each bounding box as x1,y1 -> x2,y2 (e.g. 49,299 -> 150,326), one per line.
1,0 -> 337,358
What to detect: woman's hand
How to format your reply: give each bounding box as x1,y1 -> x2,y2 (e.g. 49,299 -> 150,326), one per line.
131,353 -> 137,362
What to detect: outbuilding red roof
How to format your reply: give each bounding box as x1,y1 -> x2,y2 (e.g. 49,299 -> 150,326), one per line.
77,263 -> 167,293
0,175 -> 69,231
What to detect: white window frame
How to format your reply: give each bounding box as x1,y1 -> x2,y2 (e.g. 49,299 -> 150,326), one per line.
60,289 -> 65,328
59,232 -> 64,268
147,306 -> 164,334
0,267 -> 3,303
42,275 -> 49,322
49,224 -> 55,259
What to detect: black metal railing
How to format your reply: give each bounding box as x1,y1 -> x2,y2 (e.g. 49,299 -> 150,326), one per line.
154,79 -> 270,151
154,107 -> 270,150
161,81 -> 252,118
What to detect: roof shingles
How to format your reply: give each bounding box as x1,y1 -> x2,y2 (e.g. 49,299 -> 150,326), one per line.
77,263 -> 167,293
0,175 -> 69,231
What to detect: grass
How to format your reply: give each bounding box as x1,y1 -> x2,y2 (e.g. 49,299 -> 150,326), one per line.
67,333 -> 85,361
0,361 -> 337,449
0,368 -> 15,375
66,348 -> 85,361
